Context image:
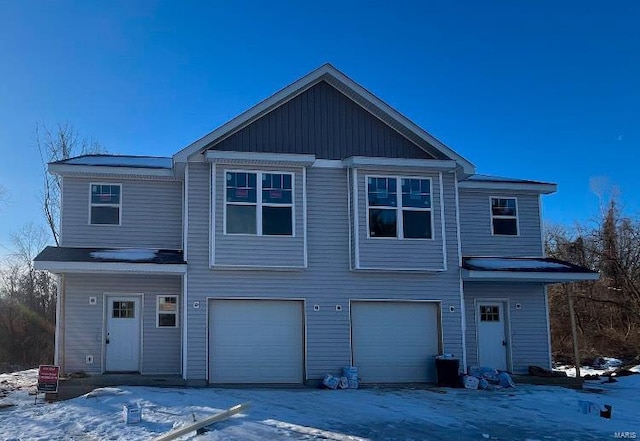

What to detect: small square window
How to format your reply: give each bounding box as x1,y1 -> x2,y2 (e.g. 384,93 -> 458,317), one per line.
112,301 -> 135,319
480,305 -> 500,322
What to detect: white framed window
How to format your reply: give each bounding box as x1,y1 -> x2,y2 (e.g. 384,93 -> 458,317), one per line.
157,295 -> 178,328
491,197 -> 518,236
224,171 -> 294,236
90,183 -> 121,225
366,176 -> 433,239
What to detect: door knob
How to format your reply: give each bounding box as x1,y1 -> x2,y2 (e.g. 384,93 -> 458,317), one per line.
502,340 -> 506,346
106,332 -> 110,344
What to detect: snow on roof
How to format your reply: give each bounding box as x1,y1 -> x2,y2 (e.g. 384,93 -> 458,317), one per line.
54,155 -> 172,169
90,249 -> 158,262
462,257 -> 595,273
464,174 -> 552,185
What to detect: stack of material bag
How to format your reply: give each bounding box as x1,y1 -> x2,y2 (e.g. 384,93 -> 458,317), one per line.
462,366 -> 516,390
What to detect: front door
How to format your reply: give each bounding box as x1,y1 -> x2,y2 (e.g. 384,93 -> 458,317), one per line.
477,301 -> 508,371
105,296 -> 141,372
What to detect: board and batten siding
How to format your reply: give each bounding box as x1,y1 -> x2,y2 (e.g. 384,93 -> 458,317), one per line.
212,164 -> 305,267
353,169 -> 450,270
458,189 -> 543,257
186,162 -> 464,381
60,177 -> 182,249
464,282 -> 550,374
63,274 -> 182,375
213,81 -> 435,160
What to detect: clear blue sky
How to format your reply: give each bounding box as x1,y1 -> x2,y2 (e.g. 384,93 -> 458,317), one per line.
1,1 -> 638,255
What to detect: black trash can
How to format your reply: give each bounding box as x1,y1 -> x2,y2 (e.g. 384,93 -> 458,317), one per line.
435,356 -> 460,387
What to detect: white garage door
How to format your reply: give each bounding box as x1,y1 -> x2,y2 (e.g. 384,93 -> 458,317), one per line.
351,301 -> 440,383
208,299 -> 304,384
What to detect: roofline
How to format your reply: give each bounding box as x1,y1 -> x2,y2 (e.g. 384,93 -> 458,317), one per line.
458,180 -> 557,194
51,154 -> 172,166
48,163 -> 175,178
33,260 -> 187,274
173,63 -> 476,174
461,269 -> 600,283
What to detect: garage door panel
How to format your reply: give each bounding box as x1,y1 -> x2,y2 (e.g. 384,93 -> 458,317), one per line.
209,300 -> 303,384
351,301 -> 440,383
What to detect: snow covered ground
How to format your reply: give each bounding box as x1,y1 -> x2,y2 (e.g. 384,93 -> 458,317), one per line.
1,369 -> 639,440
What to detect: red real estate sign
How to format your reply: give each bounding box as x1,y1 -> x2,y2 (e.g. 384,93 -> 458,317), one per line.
37,365 -> 60,393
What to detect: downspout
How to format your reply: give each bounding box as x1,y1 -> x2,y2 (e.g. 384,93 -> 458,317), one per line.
55,274 -> 65,373
567,284 -> 581,379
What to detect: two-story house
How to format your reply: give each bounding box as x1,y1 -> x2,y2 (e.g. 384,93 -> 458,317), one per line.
34,64 -> 597,385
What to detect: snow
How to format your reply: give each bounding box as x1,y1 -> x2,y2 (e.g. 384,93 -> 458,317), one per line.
465,174 -> 550,185
61,155 -> 172,169
465,257 -> 571,270
1,370 -> 639,440
90,249 -> 158,261
630,365 -> 640,373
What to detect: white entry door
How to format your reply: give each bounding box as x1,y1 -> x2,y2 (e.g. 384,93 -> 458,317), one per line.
477,302 -> 508,371
105,296 -> 141,372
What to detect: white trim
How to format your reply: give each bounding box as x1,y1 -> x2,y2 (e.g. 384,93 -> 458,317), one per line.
439,172 -> 447,270
156,294 -> 179,328
59,176 -> 64,245
364,175 -> 434,240
490,196 -> 520,237
543,285 -> 553,370
347,169 -> 353,271
34,261 -> 187,274
183,164 -> 189,261
173,64 -> 476,174
462,269 -> 600,282
206,150 -> 315,166
102,293 -> 144,373
344,156 -> 457,170
49,163 -> 174,178
474,298 -> 513,372
211,264 -> 306,271
539,194 -> 545,256
89,182 -> 122,226
210,163 -> 215,267
454,172 -> 467,372
222,169 -> 295,237
302,167 -> 308,268
54,274 -> 62,367
353,169 -> 360,269
458,180 -> 557,194
313,159 -> 344,168
353,266 -> 446,273
182,273 -> 188,380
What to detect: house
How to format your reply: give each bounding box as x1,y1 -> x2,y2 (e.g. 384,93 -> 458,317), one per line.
34,64 -> 597,385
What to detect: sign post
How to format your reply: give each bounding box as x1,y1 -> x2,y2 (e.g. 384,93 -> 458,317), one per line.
36,365 -> 60,404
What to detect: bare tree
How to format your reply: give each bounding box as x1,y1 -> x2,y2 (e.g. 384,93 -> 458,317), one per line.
35,124 -> 105,246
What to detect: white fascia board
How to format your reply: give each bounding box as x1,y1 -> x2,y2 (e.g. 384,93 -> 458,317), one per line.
343,156 -> 458,170
173,64 -> 476,174
48,163 -> 175,178
34,261 -> 187,274
205,150 -> 316,167
461,269 -> 599,283
458,180 -> 557,194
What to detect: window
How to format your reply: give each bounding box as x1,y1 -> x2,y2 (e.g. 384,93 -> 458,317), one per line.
225,171 -> 293,236
112,301 -> 135,318
491,197 -> 518,236
90,184 -> 121,225
157,296 -> 178,328
367,176 -> 432,239
480,305 -> 500,322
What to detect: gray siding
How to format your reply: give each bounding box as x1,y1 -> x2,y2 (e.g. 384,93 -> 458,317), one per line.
186,162 -> 463,381
464,282 -> 550,374
459,189 -> 543,257
60,177 -> 182,249
353,168 -> 448,270
213,81 -> 434,160
63,274 -> 182,375
213,164 -> 305,267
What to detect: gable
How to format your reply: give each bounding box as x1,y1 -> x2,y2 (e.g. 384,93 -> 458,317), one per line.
210,81 -> 437,160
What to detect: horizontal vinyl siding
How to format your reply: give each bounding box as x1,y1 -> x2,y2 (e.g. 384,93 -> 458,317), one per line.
60,177 -> 182,249
213,164 -> 304,267
464,282 -> 550,374
355,169 -> 448,270
63,274 -> 182,375
459,189 -> 543,257
186,163 -> 463,381
213,81 -> 434,160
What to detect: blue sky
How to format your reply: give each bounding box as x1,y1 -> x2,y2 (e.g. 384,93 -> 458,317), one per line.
0,1 -> 638,255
